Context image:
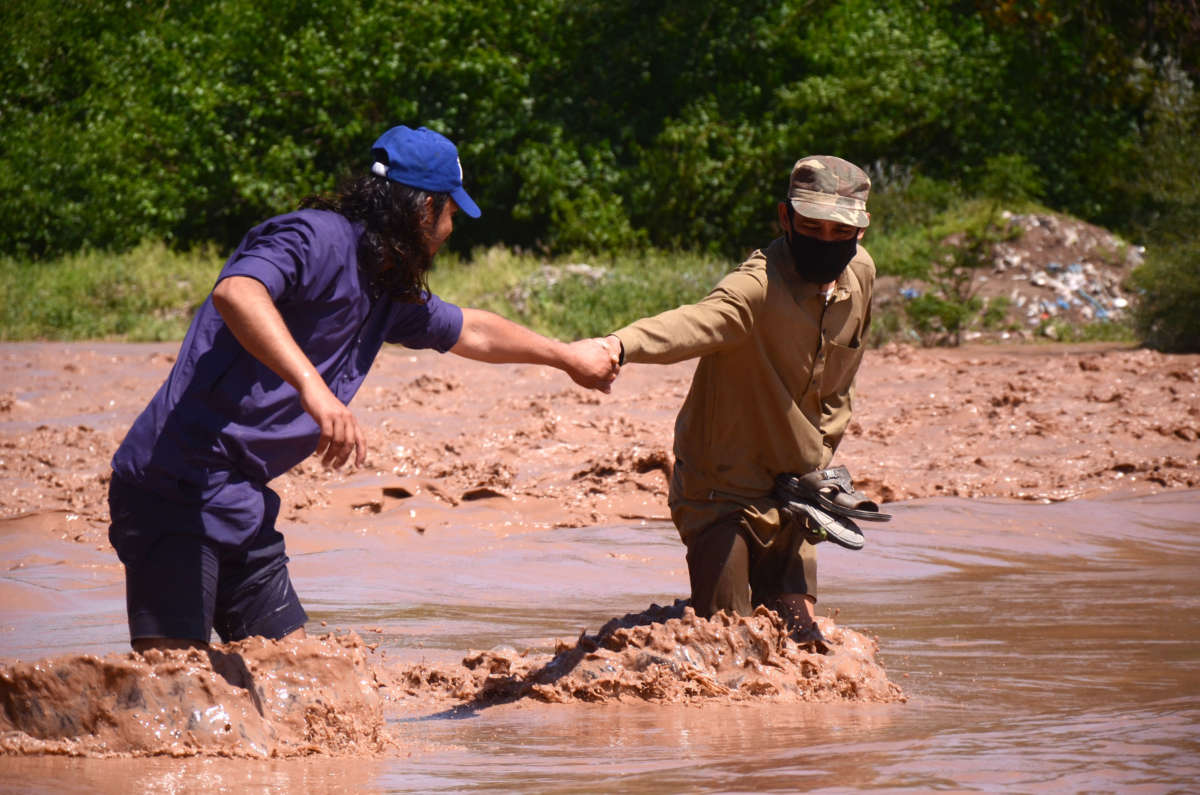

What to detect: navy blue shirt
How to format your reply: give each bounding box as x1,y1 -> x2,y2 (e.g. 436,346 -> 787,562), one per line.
110,209 -> 463,547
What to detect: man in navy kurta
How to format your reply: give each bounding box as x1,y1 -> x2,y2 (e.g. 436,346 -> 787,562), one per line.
108,126 -> 620,650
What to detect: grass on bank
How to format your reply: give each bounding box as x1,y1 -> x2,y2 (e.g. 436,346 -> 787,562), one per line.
0,238 -> 1139,347
429,246 -> 730,340
0,241 -> 733,343
0,241 -> 223,341
0,183 -> 1162,347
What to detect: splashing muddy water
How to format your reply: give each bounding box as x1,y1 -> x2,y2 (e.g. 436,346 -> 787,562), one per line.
392,602 -> 903,708
0,633 -> 387,758
0,605 -> 900,759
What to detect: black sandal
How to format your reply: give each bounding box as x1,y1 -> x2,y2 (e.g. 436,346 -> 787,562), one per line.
784,499 -> 865,551
774,466 -> 892,522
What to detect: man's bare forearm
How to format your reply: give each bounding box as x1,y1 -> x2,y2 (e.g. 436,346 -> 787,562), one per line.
451,308 -> 618,392
450,308 -> 569,365
211,275 -> 322,391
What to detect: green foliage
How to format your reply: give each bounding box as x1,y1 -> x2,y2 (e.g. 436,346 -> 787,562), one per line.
1,0 -> 1196,348
774,3 -> 1006,167
633,100 -> 777,257
510,133 -> 645,252
2,0 -> 1185,260
1037,317 -> 1138,344
900,187 -> 1014,345
865,172 -> 961,280
1128,241 -> 1200,353
976,154 -> 1045,205
1120,60 -> 1200,353
904,292 -> 984,345
0,241 -> 221,340
980,296 -> 1013,330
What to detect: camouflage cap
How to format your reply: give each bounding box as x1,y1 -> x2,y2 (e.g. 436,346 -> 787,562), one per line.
788,156 -> 871,228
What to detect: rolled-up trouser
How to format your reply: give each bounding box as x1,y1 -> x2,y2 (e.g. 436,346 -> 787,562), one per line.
684,508 -> 817,619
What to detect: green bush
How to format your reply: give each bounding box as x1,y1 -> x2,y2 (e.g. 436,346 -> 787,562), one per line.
904,293 -> 984,345
1038,317 -> 1138,344
2,0 -> 1186,261
1129,241 -> 1200,353
2,0 -> 1196,349
981,296 -> 1013,330
1120,62 -> 1200,352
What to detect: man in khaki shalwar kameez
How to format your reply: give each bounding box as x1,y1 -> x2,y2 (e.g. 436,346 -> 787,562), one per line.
603,156 -> 875,649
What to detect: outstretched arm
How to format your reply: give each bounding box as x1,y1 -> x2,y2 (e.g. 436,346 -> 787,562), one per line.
450,308 -> 619,392
212,275 -> 366,469
606,266 -> 764,366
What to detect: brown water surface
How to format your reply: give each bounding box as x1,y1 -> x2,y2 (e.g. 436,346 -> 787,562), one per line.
2,488 -> 1198,791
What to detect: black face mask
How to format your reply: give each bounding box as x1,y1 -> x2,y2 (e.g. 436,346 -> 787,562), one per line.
785,218 -> 857,284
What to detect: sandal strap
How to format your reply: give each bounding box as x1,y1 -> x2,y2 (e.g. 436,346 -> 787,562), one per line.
774,467 -> 892,522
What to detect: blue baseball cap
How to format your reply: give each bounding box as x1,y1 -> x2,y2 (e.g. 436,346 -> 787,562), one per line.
370,125 -> 481,218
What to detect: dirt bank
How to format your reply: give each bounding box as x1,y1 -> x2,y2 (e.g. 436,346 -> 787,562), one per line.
1,341 -> 1196,546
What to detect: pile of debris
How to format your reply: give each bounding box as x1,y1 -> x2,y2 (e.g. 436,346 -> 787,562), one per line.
877,211 -> 1144,341
988,212 -> 1141,330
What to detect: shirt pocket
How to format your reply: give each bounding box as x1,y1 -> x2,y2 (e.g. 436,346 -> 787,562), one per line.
819,337 -> 864,398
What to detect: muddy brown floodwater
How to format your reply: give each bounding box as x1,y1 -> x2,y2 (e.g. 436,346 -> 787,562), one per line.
1,341 -> 1198,791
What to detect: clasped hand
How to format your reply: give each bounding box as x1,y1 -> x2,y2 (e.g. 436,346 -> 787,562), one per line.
565,336 -> 622,393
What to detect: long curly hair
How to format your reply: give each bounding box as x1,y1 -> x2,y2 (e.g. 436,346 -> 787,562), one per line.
300,175 -> 448,303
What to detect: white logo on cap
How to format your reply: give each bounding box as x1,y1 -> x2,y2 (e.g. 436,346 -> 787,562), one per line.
456,157 -> 463,182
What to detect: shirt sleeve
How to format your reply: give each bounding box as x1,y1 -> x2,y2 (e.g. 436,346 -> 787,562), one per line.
612,262 -> 767,365
385,292 -> 464,352
216,215 -> 320,302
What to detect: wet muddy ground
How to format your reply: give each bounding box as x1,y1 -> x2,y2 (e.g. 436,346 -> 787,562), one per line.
1,341 -> 1199,790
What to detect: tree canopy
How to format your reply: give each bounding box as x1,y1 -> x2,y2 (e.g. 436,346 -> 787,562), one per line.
2,0 -> 1196,259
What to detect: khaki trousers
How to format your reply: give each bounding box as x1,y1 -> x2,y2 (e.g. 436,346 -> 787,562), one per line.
683,507 -> 818,618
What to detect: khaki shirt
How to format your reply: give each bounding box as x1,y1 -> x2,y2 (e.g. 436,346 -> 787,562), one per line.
612,236 -> 875,541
